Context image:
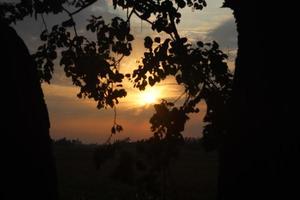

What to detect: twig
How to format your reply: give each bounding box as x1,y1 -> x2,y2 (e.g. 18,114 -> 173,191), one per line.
168,12 -> 181,41
133,10 -> 154,26
105,133 -> 113,144
113,104 -> 117,125
70,0 -> 96,16
41,14 -> 48,31
60,5 -> 78,37
173,91 -> 186,104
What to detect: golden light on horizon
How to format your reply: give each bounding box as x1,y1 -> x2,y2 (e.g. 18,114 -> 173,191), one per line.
138,87 -> 161,106
118,77 -> 183,109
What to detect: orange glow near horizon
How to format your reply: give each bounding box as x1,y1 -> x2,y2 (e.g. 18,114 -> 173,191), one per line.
120,80 -> 182,109
39,0 -> 236,142
138,87 -> 161,106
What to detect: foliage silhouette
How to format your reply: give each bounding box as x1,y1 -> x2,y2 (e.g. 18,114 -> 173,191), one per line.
1,0 -> 233,199
2,0 -> 232,149
54,137 -> 83,146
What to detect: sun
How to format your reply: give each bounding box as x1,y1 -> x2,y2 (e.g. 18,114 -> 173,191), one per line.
141,91 -> 157,104
138,88 -> 160,106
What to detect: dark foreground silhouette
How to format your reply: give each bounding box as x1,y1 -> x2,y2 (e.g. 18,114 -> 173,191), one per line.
54,139 -> 218,200
0,21 -> 58,199
218,1 -> 299,199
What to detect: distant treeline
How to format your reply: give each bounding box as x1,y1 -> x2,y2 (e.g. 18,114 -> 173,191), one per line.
53,137 -> 204,148
53,137 -> 83,146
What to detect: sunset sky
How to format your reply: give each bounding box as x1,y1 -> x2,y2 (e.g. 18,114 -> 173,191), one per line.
14,0 -> 237,143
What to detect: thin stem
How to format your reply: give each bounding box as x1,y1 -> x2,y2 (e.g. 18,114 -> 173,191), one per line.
72,1 -> 96,16
60,5 -> 78,37
183,94 -> 191,108
41,14 -> 48,31
113,105 -> 117,125
169,33 -> 175,41
104,100 -> 117,145
73,23 -> 78,37
132,10 -> 175,40
168,12 -> 180,40
105,133 -> 113,144
114,54 -> 125,69
133,10 -> 154,26
173,91 -> 186,104
206,78 -> 219,90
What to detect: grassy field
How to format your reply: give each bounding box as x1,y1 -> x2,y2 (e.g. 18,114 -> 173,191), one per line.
54,142 -> 218,200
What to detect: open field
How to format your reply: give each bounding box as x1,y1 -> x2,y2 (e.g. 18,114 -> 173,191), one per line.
54,142 -> 218,200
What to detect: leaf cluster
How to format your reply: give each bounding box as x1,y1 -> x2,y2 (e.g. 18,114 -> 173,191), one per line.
33,15 -> 134,108
1,0 -> 233,151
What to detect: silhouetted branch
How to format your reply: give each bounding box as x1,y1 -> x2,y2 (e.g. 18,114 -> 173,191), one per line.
168,11 -> 180,41
127,8 -> 135,22
70,0 -> 96,16
133,10 -> 153,26
173,91 -> 186,104
41,14 -> 48,32
60,5 -> 78,36
113,104 -> 117,125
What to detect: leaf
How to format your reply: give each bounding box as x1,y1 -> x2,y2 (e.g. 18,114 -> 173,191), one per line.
154,37 -> 161,43
126,34 -> 134,41
116,125 -> 123,132
144,36 -> 153,49
111,126 -> 116,134
52,25 -> 58,31
177,0 -> 186,8
212,41 -> 219,49
40,30 -> 48,41
197,41 -> 204,47
167,102 -> 174,106
181,37 -> 187,44
62,18 -> 75,27
48,51 -> 57,60
176,75 -> 182,84
141,12 -> 150,20
149,76 -> 155,86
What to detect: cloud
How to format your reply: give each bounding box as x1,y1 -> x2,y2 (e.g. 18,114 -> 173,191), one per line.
43,82 -> 206,143
90,0 -> 109,13
43,83 -> 157,143
206,18 -> 238,50
12,0 -> 117,51
202,18 -> 238,69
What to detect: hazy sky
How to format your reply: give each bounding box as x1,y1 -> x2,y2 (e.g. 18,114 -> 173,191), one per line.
13,0 -> 237,143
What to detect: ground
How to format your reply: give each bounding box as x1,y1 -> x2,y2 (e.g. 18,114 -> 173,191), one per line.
54,141 -> 218,200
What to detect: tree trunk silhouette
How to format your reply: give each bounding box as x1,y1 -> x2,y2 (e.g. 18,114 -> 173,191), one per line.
0,21 -> 58,200
218,1 -> 299,199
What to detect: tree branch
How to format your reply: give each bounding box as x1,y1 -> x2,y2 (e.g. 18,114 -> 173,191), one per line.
133,10 -> 154,26
127,8 -> 135,22
40,14 -> 48,32
173,91 -> 186,104
70,0 -> 97,16
168,12 -> 180,41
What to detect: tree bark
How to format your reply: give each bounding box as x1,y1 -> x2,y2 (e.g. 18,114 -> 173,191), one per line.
0,22 -> 58,200
218,1 -> 299,199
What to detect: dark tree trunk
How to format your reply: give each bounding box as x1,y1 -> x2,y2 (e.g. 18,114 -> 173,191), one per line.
0,22 -> 58,200
218,1 -> 299,199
